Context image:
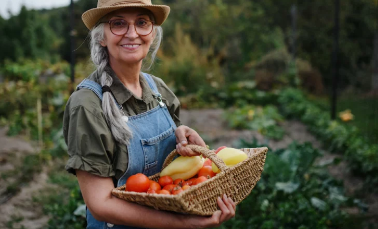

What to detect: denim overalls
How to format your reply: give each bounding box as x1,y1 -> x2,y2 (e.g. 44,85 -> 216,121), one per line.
76,73 -> 177,229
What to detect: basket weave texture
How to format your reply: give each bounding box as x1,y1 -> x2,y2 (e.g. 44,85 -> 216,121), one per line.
112,145 -> 268,216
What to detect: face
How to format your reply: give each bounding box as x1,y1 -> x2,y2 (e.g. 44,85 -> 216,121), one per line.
100,8 -> 155,66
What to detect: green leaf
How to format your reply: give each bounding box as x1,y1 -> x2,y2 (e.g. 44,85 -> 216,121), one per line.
275,182 -> 299,193
310,197 -> 326,211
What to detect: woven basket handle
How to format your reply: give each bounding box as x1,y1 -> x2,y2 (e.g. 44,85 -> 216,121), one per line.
161,145 -> 229,172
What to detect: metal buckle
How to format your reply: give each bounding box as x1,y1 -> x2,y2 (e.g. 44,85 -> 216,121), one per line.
156,94 -> 165,107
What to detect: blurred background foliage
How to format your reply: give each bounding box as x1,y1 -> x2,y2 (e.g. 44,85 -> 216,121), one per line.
0,0 -> 376,94
0,0 -> 377,228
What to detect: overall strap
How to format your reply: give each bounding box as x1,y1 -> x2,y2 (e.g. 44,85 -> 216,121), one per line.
77,79 -> 103,100
142,73 -> 160,96
142,73 -> 165,107
76,79 -> 122,109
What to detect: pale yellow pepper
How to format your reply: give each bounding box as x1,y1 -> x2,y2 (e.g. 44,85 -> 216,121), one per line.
212,148 -> 248,173
160,156 -> 204,180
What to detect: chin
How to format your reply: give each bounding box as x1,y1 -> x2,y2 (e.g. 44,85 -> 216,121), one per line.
120,54 -> 146,64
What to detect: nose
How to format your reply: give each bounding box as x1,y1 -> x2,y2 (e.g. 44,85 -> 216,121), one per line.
124,24 -> 138,39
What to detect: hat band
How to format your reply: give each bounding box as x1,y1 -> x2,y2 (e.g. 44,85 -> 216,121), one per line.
110,1 -> 150,6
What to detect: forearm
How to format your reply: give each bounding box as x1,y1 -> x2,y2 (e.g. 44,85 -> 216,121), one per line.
95,195 -> 192,229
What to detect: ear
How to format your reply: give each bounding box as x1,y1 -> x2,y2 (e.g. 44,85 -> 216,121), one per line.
100,39 -> 107,47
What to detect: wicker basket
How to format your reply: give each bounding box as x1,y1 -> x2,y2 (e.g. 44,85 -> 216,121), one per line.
112,145 -> 268,216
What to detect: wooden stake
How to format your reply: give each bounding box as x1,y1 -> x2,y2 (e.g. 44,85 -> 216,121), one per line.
37,97 -> 43,148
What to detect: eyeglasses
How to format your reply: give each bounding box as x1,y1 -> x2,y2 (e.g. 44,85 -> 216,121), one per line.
99,18 -> 154,36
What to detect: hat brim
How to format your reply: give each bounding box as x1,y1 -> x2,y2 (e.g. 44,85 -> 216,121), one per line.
82,4 -> 170,30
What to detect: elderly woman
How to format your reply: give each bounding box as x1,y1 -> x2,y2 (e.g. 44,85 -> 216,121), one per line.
63,0 -> 236,228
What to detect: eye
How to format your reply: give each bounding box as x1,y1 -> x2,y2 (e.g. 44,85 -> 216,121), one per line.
111,19 -> 126,28
135,18 -> 149,27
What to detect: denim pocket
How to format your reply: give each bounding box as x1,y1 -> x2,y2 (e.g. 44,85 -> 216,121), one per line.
141,127 -> 175,172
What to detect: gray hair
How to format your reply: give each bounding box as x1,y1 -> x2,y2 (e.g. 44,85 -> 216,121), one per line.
89,22 -> 163,145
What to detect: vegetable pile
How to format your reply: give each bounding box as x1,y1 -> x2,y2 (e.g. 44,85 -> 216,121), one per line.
124,146 -> 248,195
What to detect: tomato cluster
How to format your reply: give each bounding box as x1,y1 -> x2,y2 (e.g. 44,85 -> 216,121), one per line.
125,146 -> 226,195
125,172 -> 213,195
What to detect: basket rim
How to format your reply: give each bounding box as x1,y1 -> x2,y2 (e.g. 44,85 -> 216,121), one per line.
112,146 -> 268,199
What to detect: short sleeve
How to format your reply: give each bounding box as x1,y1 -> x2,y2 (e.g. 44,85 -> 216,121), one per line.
63,90 -> 116,177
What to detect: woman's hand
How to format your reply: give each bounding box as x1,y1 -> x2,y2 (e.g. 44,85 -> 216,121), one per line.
175,125 -> 206,156
183,194 -> 236,229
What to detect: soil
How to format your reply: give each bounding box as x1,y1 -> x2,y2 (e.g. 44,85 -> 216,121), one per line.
0,108 -> 376,228
0,127 -> 49,229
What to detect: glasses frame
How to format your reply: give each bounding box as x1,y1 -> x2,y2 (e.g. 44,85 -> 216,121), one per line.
99,18 -> 154,36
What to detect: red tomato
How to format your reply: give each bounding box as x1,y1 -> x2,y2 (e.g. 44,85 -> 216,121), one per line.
163,184 -> 176,192
188,178 -> 197,185
215,146 -> 227,154
203,159 -> 212,167
182,185 -> 190,190
183,178 -> 196,186
198,166 -> 216,179
173,179 -> 184,186
172,188 -> 184,195
147,189 -> 157,194
149,181 -> 161,191
193,176 -> 208,185
158,190 -> 170,195
126,173 -> 150,192
158,176 -> 173,187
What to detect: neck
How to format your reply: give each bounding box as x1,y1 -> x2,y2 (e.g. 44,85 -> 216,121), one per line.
109,60 -> 142,88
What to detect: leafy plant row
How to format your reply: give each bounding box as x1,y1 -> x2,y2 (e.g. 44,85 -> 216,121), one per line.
224,105 -> 285,140
218,140 -> 366,229
278,88 -> 378,186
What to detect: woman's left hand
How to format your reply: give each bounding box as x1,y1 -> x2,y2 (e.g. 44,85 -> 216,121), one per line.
175,125 -> 206,157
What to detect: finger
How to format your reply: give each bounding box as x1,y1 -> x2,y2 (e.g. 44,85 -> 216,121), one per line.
177,143 -> 187,156
181,140 -> 188,146
185,148 -> 201,157
223,195 -> 235,219
217,196 -> 230,222
194,137 -> 207,147
175,128 -> 188,145
188,130 -> 207,147
208,210 -> 221,227
175,128 -> 184,144
230,197 -> 236,209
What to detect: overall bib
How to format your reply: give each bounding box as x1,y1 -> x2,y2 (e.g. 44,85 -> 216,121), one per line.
76,73 -> 177,229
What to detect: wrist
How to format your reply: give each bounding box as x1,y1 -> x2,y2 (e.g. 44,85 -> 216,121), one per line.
177,214 -> 200,229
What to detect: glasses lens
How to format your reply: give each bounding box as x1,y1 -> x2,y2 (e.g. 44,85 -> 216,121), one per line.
110,19 -> 128,35
135,18 -> 153,35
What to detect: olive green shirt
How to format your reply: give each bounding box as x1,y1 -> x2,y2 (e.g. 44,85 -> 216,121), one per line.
63,67 -> 181,180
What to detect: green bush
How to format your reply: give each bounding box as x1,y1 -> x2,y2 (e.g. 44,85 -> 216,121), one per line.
0,60 -> 70,137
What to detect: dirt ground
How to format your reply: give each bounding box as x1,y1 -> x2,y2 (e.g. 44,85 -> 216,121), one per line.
0,127 -> 50,229
0,109 -> 376,228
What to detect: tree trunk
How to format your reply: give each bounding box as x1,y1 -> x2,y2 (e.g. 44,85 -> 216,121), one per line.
373,31 -> 378,91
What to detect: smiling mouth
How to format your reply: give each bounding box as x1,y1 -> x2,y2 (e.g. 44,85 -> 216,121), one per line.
121,44 -> 140,48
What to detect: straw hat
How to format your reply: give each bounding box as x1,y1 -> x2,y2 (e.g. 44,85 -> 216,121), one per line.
82,0 -> 170,30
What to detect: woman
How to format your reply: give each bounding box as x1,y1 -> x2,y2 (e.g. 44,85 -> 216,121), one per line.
63,0 -> 236,228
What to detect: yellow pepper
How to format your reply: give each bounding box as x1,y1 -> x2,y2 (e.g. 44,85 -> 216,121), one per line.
339,109 -> 354,122
160,156 -> 204,180
212,148 -> 248,173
